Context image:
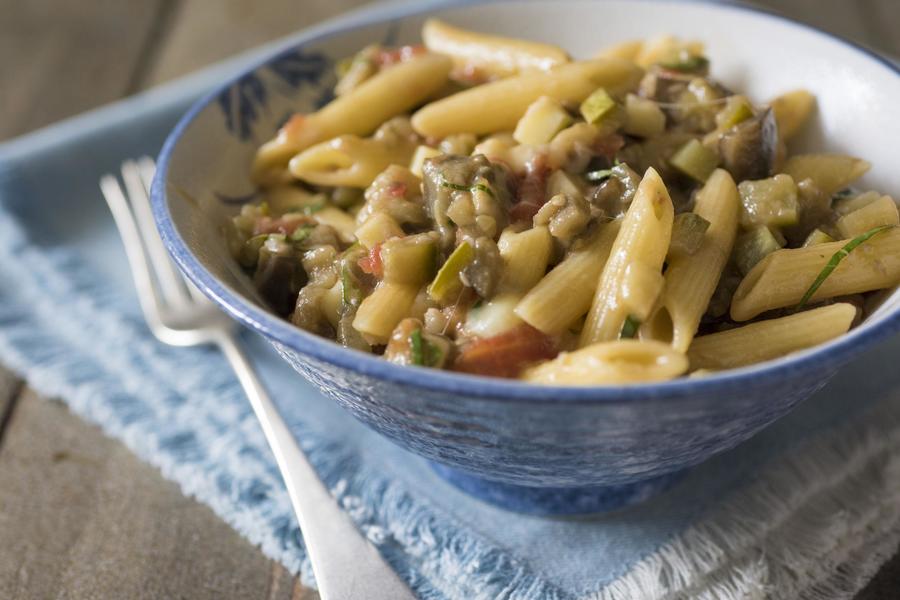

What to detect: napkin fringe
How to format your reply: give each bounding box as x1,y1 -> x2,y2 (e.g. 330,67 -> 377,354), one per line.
593,397 -> 900,600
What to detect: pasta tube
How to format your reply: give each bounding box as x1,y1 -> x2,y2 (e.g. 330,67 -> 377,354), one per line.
422,18 -> 569,79
352,282 -> 420,344
768,89 -> 815,142
288,134 -> 416,188
688,303 -> 856,370
731,227 -> 900,321
594,39 -> 644,62
782,154 -> 870,197
835,195 -> 899,238
580,168 -> 674,346
515,220 -> 621,334
253,52 -> 451,182
643,169 -> 740,351
411,58 -> 642,138
522,340 -> 688,385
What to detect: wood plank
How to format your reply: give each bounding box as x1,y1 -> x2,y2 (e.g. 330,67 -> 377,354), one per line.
0,389 -> 315,600
0,0 -> 169,141
140,0 -> 372,87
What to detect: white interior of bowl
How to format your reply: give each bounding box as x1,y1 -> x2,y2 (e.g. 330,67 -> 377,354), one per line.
164,0 -> 900,351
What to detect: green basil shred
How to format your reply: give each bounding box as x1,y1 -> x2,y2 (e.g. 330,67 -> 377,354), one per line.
340,265 -> 360,308
409,328 -> 441,367
586,168 -> 614,182
796,225 -> 894,310
301,200 -> 325,215
440,178 -> 495,199
290,224 -> 315,243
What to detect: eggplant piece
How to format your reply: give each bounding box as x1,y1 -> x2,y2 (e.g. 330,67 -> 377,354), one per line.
255,239 -> 307,316
459,235 -> 502,299
422,153 -> 512,249
589,163 -> 641,218
718,109 -> 778,182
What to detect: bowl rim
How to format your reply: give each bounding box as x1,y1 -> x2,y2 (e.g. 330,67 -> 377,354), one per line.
152,0 -> 900,404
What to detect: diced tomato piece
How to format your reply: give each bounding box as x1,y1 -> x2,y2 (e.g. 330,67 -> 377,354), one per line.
376,45 -> 426,67
454,64 -> 490,84
358,243 -> 384,277
509,154 -> 549,223
453,325 -> 558,378
281,113 -> 307,138
387,180 -> 407,198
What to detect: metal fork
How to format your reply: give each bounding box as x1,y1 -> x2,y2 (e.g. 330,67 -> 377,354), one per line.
100,158 -> 415,600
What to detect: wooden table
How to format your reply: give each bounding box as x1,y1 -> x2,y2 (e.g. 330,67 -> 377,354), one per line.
0,1 -> 898,598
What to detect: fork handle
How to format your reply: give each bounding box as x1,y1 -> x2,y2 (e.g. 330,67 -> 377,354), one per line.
215,334 -> 417,600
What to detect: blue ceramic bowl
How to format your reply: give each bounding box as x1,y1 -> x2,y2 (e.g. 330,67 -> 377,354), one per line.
152,0 -> 900,514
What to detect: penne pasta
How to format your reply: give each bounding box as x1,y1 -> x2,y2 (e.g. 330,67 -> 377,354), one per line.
352,282 -> 420,344
643,169 -> 740,351
288,134 -> 416,188
515,220 -> 621,335
422,18 -> 569,79
594,39 -> 644,62
634,36 -> 704,68
522,339 -> 688,385
230,27 -> 900,380
252,52 -> 451,183
731,227 -> 900,321
312,206 -> 358,244
835,195 -> 899,238
688,303 -> 857,370
769,89 -> 816,142
782,153 -> 870,197
410,58 -> 642,138
580,168 -> 674,346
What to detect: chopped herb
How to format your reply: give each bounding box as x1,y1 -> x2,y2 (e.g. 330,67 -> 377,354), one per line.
471,183 -> 496,198
440,178 -> 495,199
340,265 -> 361,308
620,315 -> 640,339
301,199 -> 325,215
289,224 -> 315,243
586,168 -> 614,182
440,180 -> 471,192
796,225 -> 894,310
409,329 -> 442,367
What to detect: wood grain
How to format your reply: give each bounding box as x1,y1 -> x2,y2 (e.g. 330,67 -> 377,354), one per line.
0,390 -> 313,600
141,0 -> 371,86
0,0 -> 167,141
